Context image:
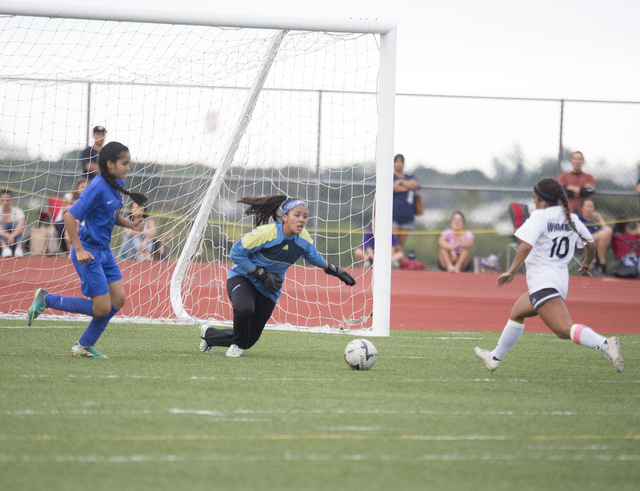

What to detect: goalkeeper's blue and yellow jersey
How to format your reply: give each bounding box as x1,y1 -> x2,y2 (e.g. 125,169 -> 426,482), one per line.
228,222 -> 326,301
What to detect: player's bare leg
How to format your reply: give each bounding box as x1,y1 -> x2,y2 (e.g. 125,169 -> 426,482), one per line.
475,292 -> 537,371
537,298 -> 623,372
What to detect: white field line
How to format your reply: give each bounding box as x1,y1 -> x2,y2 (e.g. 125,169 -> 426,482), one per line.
3,408 -> 639,417
0,453 -> 639,463
9,374 -> 640,384
0,325 -> 80,329
0,327 -> 484,340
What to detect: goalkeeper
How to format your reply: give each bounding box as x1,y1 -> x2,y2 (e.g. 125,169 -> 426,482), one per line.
200,195 -> 356,357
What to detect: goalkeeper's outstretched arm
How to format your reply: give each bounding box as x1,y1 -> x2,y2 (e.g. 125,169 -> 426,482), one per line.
323,262 -> 356,286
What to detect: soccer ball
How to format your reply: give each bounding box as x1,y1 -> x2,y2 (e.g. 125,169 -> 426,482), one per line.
344,339 -> 378,371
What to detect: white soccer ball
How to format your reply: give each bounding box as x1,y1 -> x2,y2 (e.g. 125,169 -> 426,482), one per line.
344,339 -> 378,371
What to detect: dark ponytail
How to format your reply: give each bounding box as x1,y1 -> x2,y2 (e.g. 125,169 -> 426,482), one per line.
536,177 -> 588,242
98,142 -> 147,207
237,194 -> 290,227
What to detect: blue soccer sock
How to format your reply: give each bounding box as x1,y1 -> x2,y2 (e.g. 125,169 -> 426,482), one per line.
78,307 -> 119,347
45,294 -> 94,316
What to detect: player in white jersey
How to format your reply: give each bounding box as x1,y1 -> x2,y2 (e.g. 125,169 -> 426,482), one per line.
474,178 -> 624,372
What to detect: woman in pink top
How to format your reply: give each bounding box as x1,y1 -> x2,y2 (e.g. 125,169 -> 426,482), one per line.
438,211 -> 474,273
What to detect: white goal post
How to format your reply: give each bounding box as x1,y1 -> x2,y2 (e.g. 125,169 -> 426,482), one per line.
0,1 -> 397,336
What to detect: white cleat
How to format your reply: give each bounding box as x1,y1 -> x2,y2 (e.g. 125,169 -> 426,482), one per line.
226,344 -> 244,357
474,347 -> 500,372
71,343 -> 108,359
200,324 -> 212,353
604,337 -> 624,373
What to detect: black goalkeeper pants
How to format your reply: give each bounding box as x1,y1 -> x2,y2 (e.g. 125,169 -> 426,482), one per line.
203,275 -> 277,350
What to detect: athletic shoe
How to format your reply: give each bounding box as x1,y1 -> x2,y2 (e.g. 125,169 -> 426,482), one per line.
27,288 -> 50,326
1,247 -> 11,257
604,337 -> 624,373
226,344 -> 244,357
474,347 -> 500,372
71,343 -> 109,359
200,324 -> 212,353
14,246 -> 24,258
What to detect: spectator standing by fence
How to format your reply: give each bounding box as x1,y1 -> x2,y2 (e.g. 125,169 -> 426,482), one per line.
558,151 -> 595,213
80,126 -> 107,181
392,154 -> 420,247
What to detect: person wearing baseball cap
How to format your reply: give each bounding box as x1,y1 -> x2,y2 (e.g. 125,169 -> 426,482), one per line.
80,126 -> 107,180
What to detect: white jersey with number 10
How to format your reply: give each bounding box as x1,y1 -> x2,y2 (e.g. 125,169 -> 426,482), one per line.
514,206 -> 594,299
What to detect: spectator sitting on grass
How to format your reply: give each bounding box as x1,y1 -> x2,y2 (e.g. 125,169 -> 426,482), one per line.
117,202 -> 157,261
56,178 -> 88,255
1,189 -> 25,258
438,211 -> 474,273
354,216 -> 404,269
578,198 -> 612,276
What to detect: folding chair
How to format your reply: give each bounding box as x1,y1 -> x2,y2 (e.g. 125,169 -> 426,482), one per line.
47,196 -> 68,223
506,203 -> 529,266
612,234 -> 640,260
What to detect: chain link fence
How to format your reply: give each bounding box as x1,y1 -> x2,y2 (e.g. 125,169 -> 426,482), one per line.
1,85 -> 639,271
394,94 -> 640,270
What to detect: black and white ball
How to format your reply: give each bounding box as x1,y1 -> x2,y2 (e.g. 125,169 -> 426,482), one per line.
344,339 -> 377,370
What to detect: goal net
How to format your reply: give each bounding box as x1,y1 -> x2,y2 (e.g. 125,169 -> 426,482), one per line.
0,5 -> 396,335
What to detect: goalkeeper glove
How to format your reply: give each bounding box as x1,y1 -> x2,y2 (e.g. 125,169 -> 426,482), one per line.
252,267 -> 284,294
325,263 -> 356,286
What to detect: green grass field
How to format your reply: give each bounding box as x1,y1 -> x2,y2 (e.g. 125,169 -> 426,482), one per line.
1,320 -> 638,491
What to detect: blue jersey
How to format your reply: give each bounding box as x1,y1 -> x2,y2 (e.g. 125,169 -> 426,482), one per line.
578,215 -> 601,235
68,175 -> 124,250
228,222 -> 326,301
393,173 -> 418,224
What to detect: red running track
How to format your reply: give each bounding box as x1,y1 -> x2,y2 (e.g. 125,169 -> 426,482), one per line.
389,269 -> 640,334
1,257 -> 639,333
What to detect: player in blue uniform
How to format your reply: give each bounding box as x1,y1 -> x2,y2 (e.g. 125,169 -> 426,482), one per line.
200,195 -> 356,357
27,142 -> 147,358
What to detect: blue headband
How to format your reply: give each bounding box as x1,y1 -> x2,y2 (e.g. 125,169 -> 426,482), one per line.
283,199 -> 307,214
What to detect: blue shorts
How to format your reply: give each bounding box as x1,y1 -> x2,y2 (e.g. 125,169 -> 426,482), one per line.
392,220 -> 415,230
71,245 -> 123,298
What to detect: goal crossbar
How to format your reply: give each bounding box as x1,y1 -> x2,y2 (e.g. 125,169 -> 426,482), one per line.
0,1 -> 396,34
0,2 -> 397,337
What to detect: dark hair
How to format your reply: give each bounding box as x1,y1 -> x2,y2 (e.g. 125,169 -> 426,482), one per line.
1,189 -> 12,197
98,142 -> 147,207
71,178 -> 88,202
237,194 -> 296,227
128,202 -> 151,221
451,211 -> 465,224
536,177 -> 587,242
613,217 -> 631,236
394,154 -> 404,163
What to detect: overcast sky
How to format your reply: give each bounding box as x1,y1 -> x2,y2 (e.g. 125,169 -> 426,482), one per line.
56,0 -> 640,101
5,0 -> 639,174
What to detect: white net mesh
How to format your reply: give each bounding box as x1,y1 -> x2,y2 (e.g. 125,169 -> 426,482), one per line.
0,14 -> 380,332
